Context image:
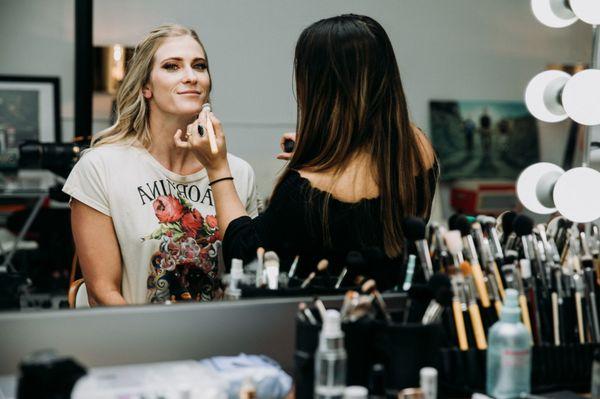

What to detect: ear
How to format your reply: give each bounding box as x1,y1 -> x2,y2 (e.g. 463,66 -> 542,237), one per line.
142,86 -> 152,99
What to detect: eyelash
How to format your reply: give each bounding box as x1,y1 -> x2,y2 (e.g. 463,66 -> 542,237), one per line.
162,63 -> 207,71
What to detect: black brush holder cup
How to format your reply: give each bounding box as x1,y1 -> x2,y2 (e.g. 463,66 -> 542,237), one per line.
294,314 -> 445,399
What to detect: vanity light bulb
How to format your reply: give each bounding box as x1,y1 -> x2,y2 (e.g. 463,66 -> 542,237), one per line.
570,0 -> 600,25
554,167 -> 600,223
562,69 -> 600,126
517,162 -> 564,214
525,70 -> 570,122
530,0 -> 578,28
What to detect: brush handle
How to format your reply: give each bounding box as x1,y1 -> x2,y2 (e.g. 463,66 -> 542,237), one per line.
468,303 -> 487,350
575,292 -> 585,344
452,300 -> 469,351
551,292 -> 560,346
472,264 -> 491,307
518,294 -> 533,344
494,300 -> 503,317
492,261 -> 506,299
205,111 -> 219,154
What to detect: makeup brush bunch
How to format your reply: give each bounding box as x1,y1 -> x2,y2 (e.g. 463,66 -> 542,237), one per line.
412,211 -> 600,350
296,278 -> 393,326
225,246 -> 374,296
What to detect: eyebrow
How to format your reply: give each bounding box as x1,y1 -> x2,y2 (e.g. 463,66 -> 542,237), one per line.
160,57 -> 206,63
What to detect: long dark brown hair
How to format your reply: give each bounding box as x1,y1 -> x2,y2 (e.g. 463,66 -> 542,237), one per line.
279,14 -> 435,258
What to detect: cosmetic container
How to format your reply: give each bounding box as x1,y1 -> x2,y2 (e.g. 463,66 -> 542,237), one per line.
486,289 -> 531,399
315,309 -> 347,399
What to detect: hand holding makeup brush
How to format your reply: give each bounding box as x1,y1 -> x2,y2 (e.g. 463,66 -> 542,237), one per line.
174,105 -> 228,171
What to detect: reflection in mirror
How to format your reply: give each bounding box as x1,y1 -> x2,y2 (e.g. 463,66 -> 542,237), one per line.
0,0 -> 592,312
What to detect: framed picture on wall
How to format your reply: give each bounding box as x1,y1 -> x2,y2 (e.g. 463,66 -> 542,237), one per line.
0,75 -> 62,152
430,100 -> 540,181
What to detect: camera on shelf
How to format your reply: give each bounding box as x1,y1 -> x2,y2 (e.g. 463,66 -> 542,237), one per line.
0,140 -> 89,179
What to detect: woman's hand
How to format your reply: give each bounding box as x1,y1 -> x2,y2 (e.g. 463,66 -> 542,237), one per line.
174,108 -> 229,174
276,132 -> 297,160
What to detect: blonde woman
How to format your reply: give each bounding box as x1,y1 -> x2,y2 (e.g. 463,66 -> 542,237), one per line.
63,24 -> 258,306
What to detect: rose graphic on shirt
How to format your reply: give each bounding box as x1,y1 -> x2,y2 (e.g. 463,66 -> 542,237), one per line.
144,194 -> 221,303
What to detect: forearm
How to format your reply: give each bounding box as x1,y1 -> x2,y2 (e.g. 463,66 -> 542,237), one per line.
89,289 -> 127,307
208,164 -> 248,234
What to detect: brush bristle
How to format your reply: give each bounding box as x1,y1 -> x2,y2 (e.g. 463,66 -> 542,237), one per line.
428,273 -> 451,293
460,262 -> 472,276
501,211 -> 517,235
448,213 -> 462,231
257,247 -> 265,257
346,251 -> 365,267
402,216 -> 427,241
443,230 -> 463,255
436,287 -> 453,306
361,279 -> 376,293
317,259 -> 329,271
513,214 -> 534,237
456,215 -> 472,237
263,251 -> 279,262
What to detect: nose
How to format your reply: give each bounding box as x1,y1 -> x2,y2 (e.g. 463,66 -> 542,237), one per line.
181,66 -> 198,85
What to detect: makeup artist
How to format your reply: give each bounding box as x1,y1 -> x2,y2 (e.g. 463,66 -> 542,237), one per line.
63,24 -> 258,306
176,14 -> 438,290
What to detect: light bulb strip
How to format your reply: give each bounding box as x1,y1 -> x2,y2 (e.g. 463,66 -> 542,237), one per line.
582,25 -> 599,167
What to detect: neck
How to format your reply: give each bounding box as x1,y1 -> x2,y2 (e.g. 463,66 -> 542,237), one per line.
146,107 -> 203,175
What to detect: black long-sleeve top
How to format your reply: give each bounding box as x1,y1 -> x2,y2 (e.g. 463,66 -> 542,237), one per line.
223,165 -> 438,291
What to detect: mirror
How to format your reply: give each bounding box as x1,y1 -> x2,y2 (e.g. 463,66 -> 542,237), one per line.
0,0 -> 592,311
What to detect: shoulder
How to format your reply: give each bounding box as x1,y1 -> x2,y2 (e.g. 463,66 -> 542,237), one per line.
81,143 -> 139,164
411,125 -> 436,170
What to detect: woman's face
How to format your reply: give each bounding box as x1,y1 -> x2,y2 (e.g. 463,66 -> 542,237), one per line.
144,35 -> 210,118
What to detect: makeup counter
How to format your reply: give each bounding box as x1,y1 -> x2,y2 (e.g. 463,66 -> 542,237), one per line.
1,211 -> 600,399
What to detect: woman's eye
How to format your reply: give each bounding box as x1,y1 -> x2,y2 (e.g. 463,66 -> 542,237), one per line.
162,63 -> 178,71
194,63 -> 207,70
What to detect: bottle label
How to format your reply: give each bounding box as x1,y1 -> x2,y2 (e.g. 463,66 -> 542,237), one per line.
490,348 -> 531,397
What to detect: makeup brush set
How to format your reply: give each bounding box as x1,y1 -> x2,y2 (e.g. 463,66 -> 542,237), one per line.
224,247 -> 385,298
422,212 -> 600,395
293,212 -> 600,397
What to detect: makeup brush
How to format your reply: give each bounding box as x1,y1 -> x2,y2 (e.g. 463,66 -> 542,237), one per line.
446,266 -> 470,351
255,247 -> 265,287
403,216 -> 434,280
460,262 -> 488,350
498,211 -> 517,249
422,273 -> 453,324
201,103 -> 219,154
340,290 -> 360,321
361,279 -> 393,324
288,255 -> 300,279
336,251 -> 363,289
456,216 -> 491,308
313,297 -> 328,322
298,302 -> 317,325
263,251 -> 280,290
300,259 -> 328,288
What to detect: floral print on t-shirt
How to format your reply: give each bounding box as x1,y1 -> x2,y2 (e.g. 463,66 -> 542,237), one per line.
144,194 -> 222,302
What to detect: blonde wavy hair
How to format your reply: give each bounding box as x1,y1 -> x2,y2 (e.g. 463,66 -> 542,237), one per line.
92,24 -> 211,148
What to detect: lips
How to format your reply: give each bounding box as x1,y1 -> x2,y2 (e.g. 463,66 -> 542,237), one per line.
178,90 -> 201,95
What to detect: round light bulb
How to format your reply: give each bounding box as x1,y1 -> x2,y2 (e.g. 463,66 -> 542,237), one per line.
554,167 -> 600,223
562,69 -> 600,126
525,70 -> 570,122
517,162 -> 564,214
531,0 -> 578,27
570,0 -> 600,24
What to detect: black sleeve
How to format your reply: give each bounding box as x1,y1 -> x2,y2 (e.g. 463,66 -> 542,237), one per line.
222,172 -> 309,267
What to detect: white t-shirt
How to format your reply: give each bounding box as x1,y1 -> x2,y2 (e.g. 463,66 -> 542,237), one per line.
62,143 -> 258,305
